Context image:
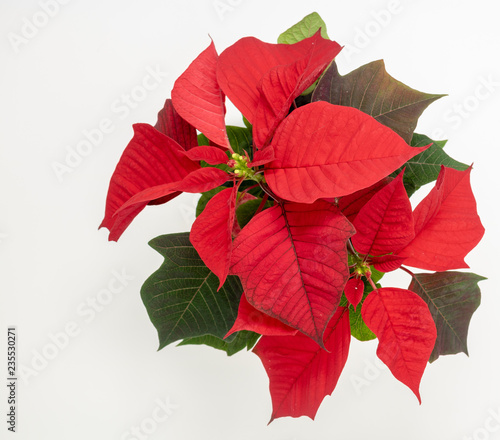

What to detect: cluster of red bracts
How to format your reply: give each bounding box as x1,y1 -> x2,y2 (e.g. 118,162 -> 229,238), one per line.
101,31 -> 484,421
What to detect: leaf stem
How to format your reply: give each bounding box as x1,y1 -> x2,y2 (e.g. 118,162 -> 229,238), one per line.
366,275 -> 377,291
347,239 -> 358,257
254,193 -> 269,217
400,266 -> 415,277
259,182 -> 284,204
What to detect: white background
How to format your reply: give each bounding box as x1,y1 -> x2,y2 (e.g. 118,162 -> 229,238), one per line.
1,1 -> 499,439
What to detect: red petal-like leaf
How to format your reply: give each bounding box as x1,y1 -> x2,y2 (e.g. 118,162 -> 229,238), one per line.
370,254 -> 406,272
230,200 -> 355,345
182,146 -> 229,165
100,123 -> 200,241
253,307 -> 351,422
339,177 -> 393,223
253,31 -> 341,147
110,167 -> 229,242
190,186 -> 237,288
362,288 -> 437,403
154,98 -> 198,150
352,171 -> 414,256
264,102 -> 429,203
172,41 -> 230,149
217,34 -> 340,123
344,278 -> 364,310
225,294 -> 297,338
249,146 -> 275,167
398,166 -> 485,271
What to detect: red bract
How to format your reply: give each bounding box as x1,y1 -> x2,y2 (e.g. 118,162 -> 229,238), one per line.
226,294 -> 297,338
230,200 -> 355,346
172,41 -> 230,149
338,177 -> 393,223
352,170 -> 414,257
100,123 -> 201,241
190,186 -> 237,288
251,31 -> 343,147
253,307 -> 351,422
344,278 -> 364,310
217,31 -> 341,131
264,102 -> 430,203
154,98 -> 198,149
362,288 -> 437,403
399,166 -> 485,271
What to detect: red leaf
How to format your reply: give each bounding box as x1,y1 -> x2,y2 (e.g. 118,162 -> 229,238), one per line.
154,99 -> 198,150
253,307 -> 351,422
398,166 -> 485,271
110,167 -> 229,243
264,102 -> 429,203
252,31 -> 342,147
352,171 -> 414,256
190,186 -> 237,288
339,177 -> 393,223
100,124 -> 200,241
172,41 -> 230,149
230,200 -> 355,345
182,145 -> 229,165
361,288 -> 437,403
217,34 -> 340,124
370,254 -> 406,273
249,146 -> 275,167
225,295 -> 297,338
344,278 -> 364,309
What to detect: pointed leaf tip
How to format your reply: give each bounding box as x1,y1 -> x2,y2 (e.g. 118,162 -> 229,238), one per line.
399,166 -> 485,271
254,307 -> 351,421
409,271 -> 485,362
265,102 -> 429,203
312,60 -> 444,143
362,288 -> 437,403
231,200 -> 354,346
172,41 -> 230,149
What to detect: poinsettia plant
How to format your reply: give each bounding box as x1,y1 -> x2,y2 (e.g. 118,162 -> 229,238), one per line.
100,12 -> 485,422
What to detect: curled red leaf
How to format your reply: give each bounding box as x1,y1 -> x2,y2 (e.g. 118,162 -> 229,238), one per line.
190,186 -> 237,288
399,166 -> 485,271
172,41 -> 230,149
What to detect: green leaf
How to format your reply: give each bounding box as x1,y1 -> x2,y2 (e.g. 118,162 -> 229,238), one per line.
198,125 -> 252,158
242,115 -> 252,130
408,271 -> 486,363
227,126 -> 252,157
312,60 -> 445,144
198,132 -> 209,146
196,187 -> 225,217
391,133 -> 469,196
350,305 -> 376,341
278,12 -> 329,44
370,266 -> 384,284
178,331 -> 260,356
236,198 -> 272,229
141,233 -> 244,350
